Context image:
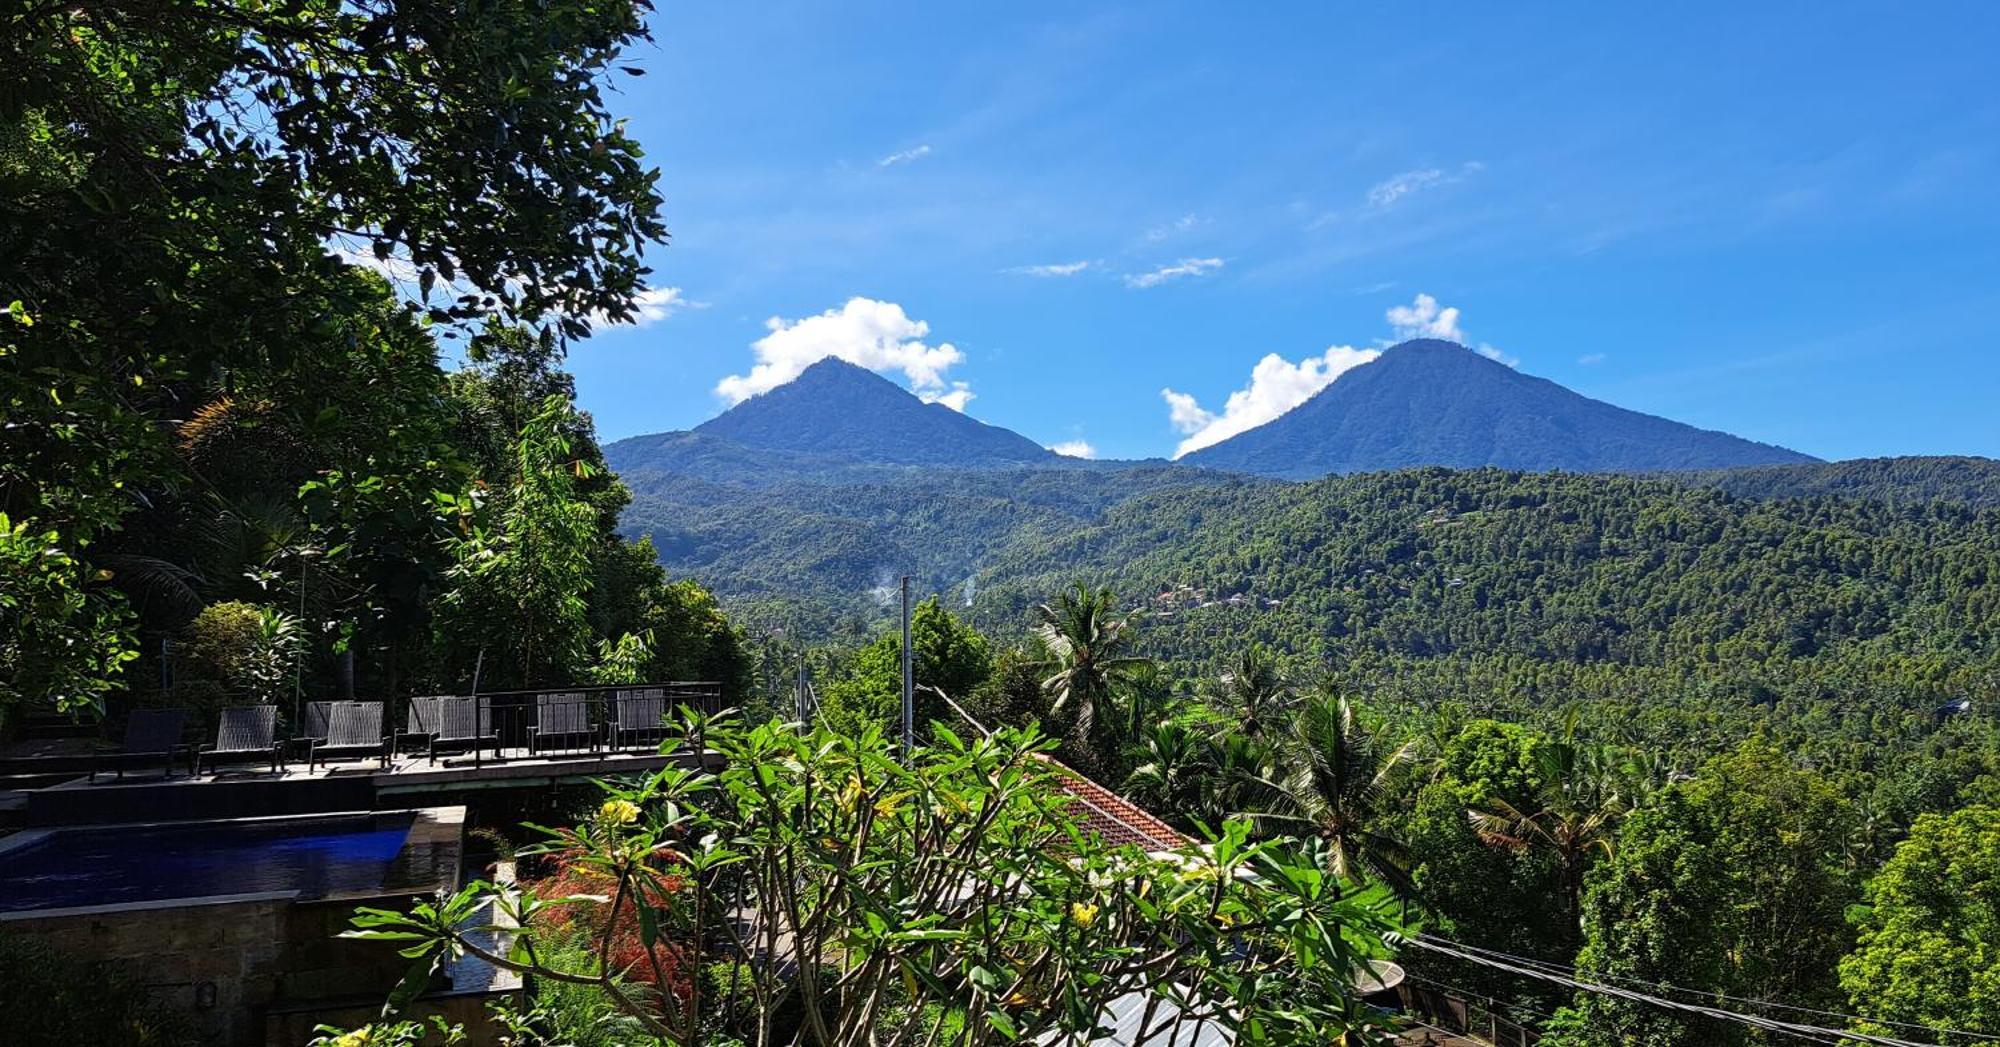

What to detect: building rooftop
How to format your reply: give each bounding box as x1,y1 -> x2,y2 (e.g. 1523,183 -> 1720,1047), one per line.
1033,753 -> 1188,853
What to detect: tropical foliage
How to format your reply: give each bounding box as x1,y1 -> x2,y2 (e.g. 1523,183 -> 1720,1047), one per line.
339,713 -> 1408,1045
1,0 -> 673,718
1840,805 -> 2000,1041
817,596 -> 992,737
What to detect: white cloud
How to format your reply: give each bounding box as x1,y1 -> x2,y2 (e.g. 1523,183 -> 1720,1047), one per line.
336,243 -> 695,330
878,144 -> 933,167
1049,440 -> 1097,459
1386,292 -> 1516,365
715,297 -> 967,404
1007,260 -> 1094,277
1368,169 -> 1446,210
1125,257 -> 1224,289
1385,292 -> 1467,342
1162,389 -> 1214,434
591,286 -> 698,328
1366,161 -> 1484,210
1161,344 -> 1380,458
1145,213 -> 1201,242
1578,352 -> 1607,366
926,381 -> 975,412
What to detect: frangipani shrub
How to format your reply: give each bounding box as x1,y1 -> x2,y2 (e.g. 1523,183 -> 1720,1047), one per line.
345,712 -> 1406,1045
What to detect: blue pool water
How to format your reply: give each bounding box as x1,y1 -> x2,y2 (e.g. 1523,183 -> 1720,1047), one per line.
0,813 -> 417,913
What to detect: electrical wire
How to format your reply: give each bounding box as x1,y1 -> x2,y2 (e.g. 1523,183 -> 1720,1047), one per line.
1399,968 -> 1707,1047
1399,969 -> 1564,1029
1417,934 -> 2000,1044
1403,935 -> 1950,1047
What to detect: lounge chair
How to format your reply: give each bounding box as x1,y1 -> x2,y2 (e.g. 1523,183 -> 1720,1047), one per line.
397,696 -> 443,755
527,691 -> 595,756
665,681 -> 725,718
309,700 -> 388,769
90,707 -> 191,781
425,696 -> 499,764
195,705 -> 283,775
285,699 -> 336,762
608,687 -> 669,751
302,700 -> 335,743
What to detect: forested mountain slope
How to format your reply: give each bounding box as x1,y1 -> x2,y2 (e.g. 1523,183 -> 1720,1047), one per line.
610,448 -> 2000,656
970,469 -> 2000,700
612,458 -> 1249,634
1668,455 -> 2000,508
1183,340 -> 1816,478
687,357 -> 1056,466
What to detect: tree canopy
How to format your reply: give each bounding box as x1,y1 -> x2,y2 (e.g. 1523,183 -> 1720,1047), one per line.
2,0 -> 667,716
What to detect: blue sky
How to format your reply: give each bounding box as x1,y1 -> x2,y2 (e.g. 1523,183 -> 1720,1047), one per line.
565,2 -> 2000,462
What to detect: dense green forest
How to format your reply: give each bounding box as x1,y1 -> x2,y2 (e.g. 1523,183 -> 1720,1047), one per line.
613,437 -> 2000,639
0,0 -> 749,725
736,464 -> 2000,1042
975,467 -> 1999,675
612,451 -> 1238,637
807,566 -> 2000,1043
1667,454 -> 2000,508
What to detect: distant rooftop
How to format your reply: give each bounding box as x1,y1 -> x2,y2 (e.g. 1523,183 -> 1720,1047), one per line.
1034,754 -> 1188,853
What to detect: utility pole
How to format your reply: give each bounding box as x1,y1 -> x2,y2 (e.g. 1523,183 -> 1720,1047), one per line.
795,650 -> 808,723
900,575 -> 914,761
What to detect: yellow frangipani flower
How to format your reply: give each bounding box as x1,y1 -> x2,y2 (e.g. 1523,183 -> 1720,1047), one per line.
600,798 -> 641,826
837,774 -> 865,814
1069,901 -> 1099,928
332,1027 -> 374,1047
874,790 -> 910,818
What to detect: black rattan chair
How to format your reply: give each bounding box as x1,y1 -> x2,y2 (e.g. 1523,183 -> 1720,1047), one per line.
426,697 -> 499,763
608,687 -> 668,751
195,705 -> 283,775
90,707 -> 191,781
527,692 -> 595,756
398,696 -> 443,755
302,700 -> 334,741
309,700 -> 388,769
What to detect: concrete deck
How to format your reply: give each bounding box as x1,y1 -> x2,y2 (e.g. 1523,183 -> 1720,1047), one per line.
19,745 -> 716,826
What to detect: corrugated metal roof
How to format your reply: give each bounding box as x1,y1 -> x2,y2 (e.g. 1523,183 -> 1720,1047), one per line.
1036,990 -> 1234,1047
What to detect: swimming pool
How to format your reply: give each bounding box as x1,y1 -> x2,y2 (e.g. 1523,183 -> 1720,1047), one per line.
0,811 -> 450,913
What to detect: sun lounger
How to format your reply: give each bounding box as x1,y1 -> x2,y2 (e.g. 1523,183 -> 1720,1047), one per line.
195,705 -> 283,775
527,691 -> 595,755
308,700 -> 388,769
608,687 -> 669,751
424,696 -> 499,764
90,707 -> 191,781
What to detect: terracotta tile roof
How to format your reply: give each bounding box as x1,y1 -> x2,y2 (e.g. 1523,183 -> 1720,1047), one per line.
1032,753 -> 1189,853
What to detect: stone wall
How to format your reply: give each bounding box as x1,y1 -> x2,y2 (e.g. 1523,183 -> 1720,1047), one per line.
0,890 -> 470,1046
0,892 -> 295,1045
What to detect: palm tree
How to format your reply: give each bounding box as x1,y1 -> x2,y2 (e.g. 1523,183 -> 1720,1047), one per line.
1466,725 -> 1626,937
1124,719 -> 1215,822
1030,582 -> 1151,757
1248,687 -> 1418,890
1206,644 -> 1294,741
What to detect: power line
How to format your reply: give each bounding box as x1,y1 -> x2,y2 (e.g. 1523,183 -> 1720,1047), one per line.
1405,938 -> 1852,1047
1417,935 -> 2000,1044
1399,970 -> 1564,1029
1404,936 -> 1949,1047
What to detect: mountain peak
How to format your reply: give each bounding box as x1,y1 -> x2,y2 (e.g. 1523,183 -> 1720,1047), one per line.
688,356 -> 1054,467
1184,341 -> 1815,479
792,355 -> 899,388
1384,337 -> 1477,354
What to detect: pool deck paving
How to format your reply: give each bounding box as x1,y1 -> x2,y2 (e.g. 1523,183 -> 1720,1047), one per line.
14,745 -> 717,827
